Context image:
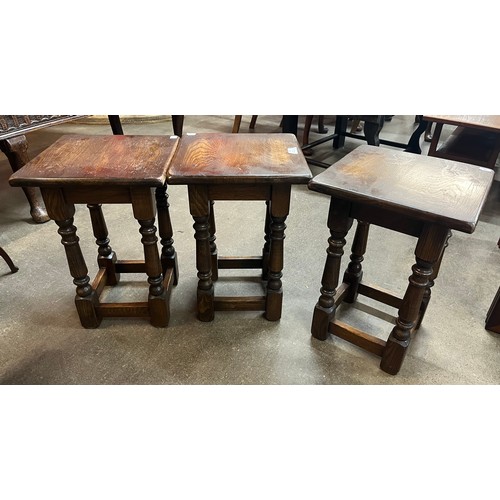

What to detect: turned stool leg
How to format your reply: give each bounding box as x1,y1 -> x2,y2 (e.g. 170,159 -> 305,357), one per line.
265,185 -> 291,321
155,186 -> 179,285
416,229 -> 452,329
56,217 -> 101,328
87,204 -> 119,286
188,186 -> 214,322
131,188 -> 168,327
42,188 -> 101,328
311,198 -> 354,340
262,200 -> 271,281
0,136 -> 50,223
208,200 -> 218,282
381,224 -> 450,375
343,220 -> 370,303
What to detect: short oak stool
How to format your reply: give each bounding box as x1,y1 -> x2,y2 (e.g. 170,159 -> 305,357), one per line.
308,145 -> 494,375
9,134 -> 180,328
167,132 -> 312,321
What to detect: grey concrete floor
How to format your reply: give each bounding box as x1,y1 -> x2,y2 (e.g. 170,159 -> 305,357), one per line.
0,115 -> 499,384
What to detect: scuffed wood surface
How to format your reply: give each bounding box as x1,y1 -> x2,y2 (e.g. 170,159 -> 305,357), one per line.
308,145 -> 494,233
168,133 -> 312,184
9,134 -> 180,187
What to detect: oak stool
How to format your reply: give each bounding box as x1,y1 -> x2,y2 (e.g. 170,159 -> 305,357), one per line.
167,132 -> 312,321
9,134 -> 180,328
308,145 -> 494,375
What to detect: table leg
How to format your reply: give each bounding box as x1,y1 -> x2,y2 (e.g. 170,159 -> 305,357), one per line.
0,135 -> 50,223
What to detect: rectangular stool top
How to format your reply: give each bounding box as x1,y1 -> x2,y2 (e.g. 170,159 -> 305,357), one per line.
308,145 -> 494,233
9,134 -> 180,188
167,133 -> 312,184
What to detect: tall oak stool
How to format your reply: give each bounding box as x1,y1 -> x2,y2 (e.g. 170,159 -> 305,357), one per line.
308,145 -> 494,375
167,132 -> 312,321
9,134 -> 180,328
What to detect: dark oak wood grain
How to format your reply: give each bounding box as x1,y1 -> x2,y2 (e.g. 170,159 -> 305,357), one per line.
309,145 -> 494,234
309,144 -> 494,375
167,133 -> 312,185
1,115 -> 121,223
8,134 -> 180,329
9,134 -> 180,187
170,133 -> 312,322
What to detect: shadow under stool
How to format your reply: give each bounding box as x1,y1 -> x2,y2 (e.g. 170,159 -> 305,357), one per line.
167,132 -> 312,322
308,145 -> 494,375
9,134 -> 180,328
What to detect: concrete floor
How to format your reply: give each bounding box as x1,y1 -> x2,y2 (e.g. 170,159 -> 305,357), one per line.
0,115 -> 499,384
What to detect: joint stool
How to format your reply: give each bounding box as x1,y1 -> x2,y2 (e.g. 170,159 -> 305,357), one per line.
167,132 -> 312,322
308,145 -> 494,375
9,134 -> 180,328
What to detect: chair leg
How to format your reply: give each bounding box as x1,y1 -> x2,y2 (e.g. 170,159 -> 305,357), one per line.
350,119 -> 362,133
172,115 -> 184,136
232,115 -> 242,133
249,115 -> 258,130
0,246 -> 18,273
107,115 -> 123,135
317,115 -> 328,134
0,135 -> 50,223
302,116 -> 313,145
